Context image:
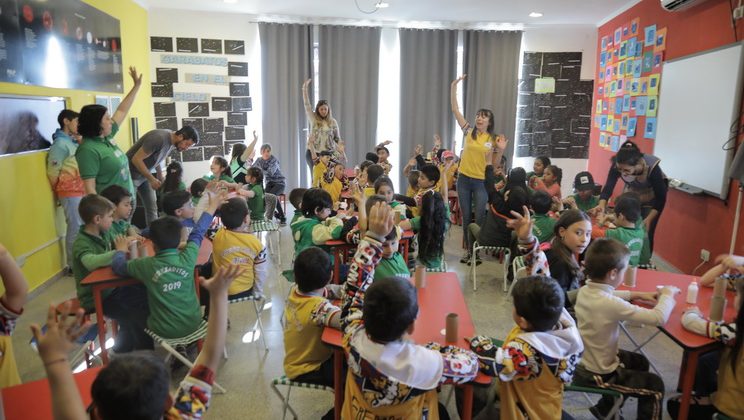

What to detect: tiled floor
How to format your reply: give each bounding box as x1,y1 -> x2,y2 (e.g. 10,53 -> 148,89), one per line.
13,222 -> 684,419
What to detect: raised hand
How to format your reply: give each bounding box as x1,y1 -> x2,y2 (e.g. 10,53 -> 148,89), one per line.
253,130 -> 258,142
128,66 -> 142,86
414,144 -> 423,156
433,134 -> 442,149
506,205 -> 533,241
303,78 -> 312,88
367,202 -> 395,238
495,135 -> 508,151
452,74 -> 467,85
200,264 -> 246,294
30,302 -> 91,365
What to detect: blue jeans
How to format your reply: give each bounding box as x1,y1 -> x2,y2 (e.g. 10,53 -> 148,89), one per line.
456,174 -> 488,251
60,196 -> 83,268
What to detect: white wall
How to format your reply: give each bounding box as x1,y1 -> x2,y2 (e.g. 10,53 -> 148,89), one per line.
148,9 -> 262,186
517,24 -> 597,197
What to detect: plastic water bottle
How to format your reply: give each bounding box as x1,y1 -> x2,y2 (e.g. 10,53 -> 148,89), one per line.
686,280 -> 699,304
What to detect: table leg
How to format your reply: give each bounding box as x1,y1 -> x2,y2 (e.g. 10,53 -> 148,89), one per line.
677,349 -> 699,420
92,285 -> 109,365
333,348 -> 343,420
460,383 -> 473,420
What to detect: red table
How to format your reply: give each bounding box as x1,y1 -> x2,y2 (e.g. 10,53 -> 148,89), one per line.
620,269 -> 737,420
80,239 -> 212,363
321,272 -> 490,420
326,230 -> 414,283
2,367 -> 101,419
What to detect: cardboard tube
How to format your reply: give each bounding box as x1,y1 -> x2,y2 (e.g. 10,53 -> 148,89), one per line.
414,266 -> 426,288
713,277 -> 727,298
128,240 -> 139,259
623,266 -> 637,287
445,313 -> 459,343
710,296 -> 726,322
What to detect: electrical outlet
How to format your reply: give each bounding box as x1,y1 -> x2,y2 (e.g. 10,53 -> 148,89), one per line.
700,249 -> 710,262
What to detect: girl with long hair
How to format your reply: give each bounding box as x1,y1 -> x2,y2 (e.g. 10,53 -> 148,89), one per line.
229,130 -> 258,184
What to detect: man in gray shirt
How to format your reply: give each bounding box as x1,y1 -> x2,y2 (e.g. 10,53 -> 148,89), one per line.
127,126 -> 198,225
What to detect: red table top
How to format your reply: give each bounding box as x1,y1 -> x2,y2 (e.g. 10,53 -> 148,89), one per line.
619,269 -> 737,350
322,272 -> 490,384
81,239 -> 212,286
2,367 -> 101,419
325,230 -> 414,247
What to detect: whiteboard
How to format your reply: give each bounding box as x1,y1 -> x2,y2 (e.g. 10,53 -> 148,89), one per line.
654,42 -> 744,199
0,95 -> 67,156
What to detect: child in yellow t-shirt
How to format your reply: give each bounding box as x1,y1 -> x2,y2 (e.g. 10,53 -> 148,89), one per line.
283,247 -> 342,387
436,150 -> 459,192
308,135 -> 332,188
322,163 -> 345,203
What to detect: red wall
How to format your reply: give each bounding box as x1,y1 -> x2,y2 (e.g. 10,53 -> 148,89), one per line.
589,0 -> 744,273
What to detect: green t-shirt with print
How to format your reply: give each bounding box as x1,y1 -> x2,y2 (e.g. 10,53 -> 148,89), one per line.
606,226 -> 646,266
76,123 -> 134,196
72,228 -> 115,310
572,193 -> 599,212
374,252 -> 410,280
532,213 -> 556,243
247,183 -> 265,221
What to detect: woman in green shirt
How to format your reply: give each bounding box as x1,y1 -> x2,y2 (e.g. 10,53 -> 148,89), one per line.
76,67 -> 143,198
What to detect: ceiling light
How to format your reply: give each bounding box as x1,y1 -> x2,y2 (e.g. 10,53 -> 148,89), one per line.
529,11 -> 543,18
375,1 -> 389,8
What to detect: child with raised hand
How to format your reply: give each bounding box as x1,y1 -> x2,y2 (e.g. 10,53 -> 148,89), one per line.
32,264 -> 245,420
100,185 -> 141,239
375,139 -> 393,175
467,276 -> 584,420
573,238 -> 679,420
339,202 -> 479,418
530,164 -> 562,200
283,247 -> 343,390
667,258 -> 743,419
0,243 -> 28,387
111,188 -> 227,339
508,207 -> 592,307
72,194 -> 150,352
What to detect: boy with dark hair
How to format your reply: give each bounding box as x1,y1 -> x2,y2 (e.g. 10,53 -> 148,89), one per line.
289,187 -> 307,224
32,264 -> 244,420
467,276 -> 583,419
592,192 -> 647,266
530,190 -> 556,243
100,185 -> 139,238
364,153 -> 379,164
111,190 -> 225,339
573,238 -> 679,420
363,164 -> 384,197
291,188 -> 355,258
309,134 -> 333,188
210,197 -> 267,301
72,194 -> 150,352
47,109 -> 83,270
376,143 -> 392,175
339,203 -> 479,418
283,247 -> 342,388
410,164 -> 441,217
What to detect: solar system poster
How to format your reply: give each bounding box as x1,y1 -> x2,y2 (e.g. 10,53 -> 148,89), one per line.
0,0 -> 123,92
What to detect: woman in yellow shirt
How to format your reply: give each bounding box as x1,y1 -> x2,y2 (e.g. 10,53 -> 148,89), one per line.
450,74 -> 507,264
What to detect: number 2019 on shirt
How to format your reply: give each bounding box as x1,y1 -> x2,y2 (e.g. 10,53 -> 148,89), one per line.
163,281 -> 182,292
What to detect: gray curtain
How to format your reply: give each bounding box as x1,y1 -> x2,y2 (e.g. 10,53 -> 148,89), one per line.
399,28 -> 458,191
259,23 -> 313,189
463,30 -> 523,163
318,25 -> 381,166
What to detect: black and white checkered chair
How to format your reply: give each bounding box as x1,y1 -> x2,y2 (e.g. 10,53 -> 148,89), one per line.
270,375 -> 334,420
470,241 -> 511,292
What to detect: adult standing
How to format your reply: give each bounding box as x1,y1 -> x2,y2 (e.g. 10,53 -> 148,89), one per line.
229,130 -> 259,185
302,78 -> 345,169
46,109 -> 83,270
450,74 -> 507,264
76,67 -> 142,200
594,140 -> 668,253
127,126 -> 199,225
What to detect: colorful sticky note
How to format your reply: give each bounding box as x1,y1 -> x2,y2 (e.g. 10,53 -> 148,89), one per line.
596,100 -> 603,114
610,135 -> 621,152
631,18 -> 640,36
619,41 -> 628,59
630,78 -> 640,96
648,74 -> 661,95
603,100 -> 608,112
615,97 -> 624,112
640,77 -> 649,95
619,60 -> 627,76
600,115 -> 608,131
653,52 -> 663,69
634,41 -> 643,57
621,113 -> 629,130
636,96 -> 648,116
630,97 -> 638,111
617,78 -> 625,96
632,59 -> 643,78
598,85 -> 605,97
625,60 -> 634,76
605,67 -> 613,82
609,80 -> 617,97
607,115 -> 615,132
644,118 -> 657,139
600,133 -> 607,147
644,25 -> 657,47
643,51 -> 654,73
646,95 -> 659,117
600,52 -> 607,68
623,94 -> 631,112
655,27 -> 667,52
628,117 -> 638,136
601,36 -> 609,51
613,118 -> 621,134
615,27 -> 623,44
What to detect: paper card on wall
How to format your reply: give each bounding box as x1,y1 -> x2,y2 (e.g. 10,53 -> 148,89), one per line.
615,27 -> 623,44
623,24 -> 630,38
631,18 -> 640,36
632,59 -> 643,78
636,96 -> 648,115
621,113 -> 630,130
595,116 -> 601,128
598,85 -> 605,97
642,51 -> 654,73
644,25 -> 657,47
610,135 -> 621,152
600,52 -> 607,68
616,78 -> 625,96
601,36 -> 609,51
602,99 -> 608,112
605,67 -> 613,82
627,38 -> 636,56
646,95 -> 659,117
613,47 -> 620,61
648,74 -> 661,95
607,115 -> 615,132
609,98 -> 616,114
618,60 -> 627,76
596,100 -> 603,114
615,97 -> 624,112
630,97 -> 638,111
644,117 -> 657,139
600,132 -> 607,147
653,52 -> 664,69
623,94 -> 631,112
655,27 -> 667,52
619,41 -> 628,59
625,60 -> 635,76
613,117 -> 621,134
600,115 -> 608,131
628,117 -> 638,136
609,80 -> 617,97
535,77 -> 556,94
640,77 -> 649,95
634,41 -> 643,57
630,78 -> 640,96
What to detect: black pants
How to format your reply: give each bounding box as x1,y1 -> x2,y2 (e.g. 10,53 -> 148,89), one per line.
641,206 -> 662,253
266,181 -> 286,220
574,350 -> 664,420
102,284 -> 152,352
292,356 -> 341,388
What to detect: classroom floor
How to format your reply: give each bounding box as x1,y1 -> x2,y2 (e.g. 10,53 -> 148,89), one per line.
13,219 -> 685,419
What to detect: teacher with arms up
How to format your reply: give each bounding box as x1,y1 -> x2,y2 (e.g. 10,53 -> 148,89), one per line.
594,140 -> 668,253
302,78 -> 345,169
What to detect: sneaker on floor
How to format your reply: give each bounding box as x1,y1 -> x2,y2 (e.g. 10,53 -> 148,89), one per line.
460,252 -> 471,264
666,394 -> 715,419
468,252 -> 482,266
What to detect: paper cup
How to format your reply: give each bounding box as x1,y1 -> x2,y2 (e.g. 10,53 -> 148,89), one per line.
414,266 -> 426,288
445,313 -> 459,343
623,266 -> 638,288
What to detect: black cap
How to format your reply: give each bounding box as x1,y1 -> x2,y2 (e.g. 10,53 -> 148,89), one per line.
574,171 -> 595,191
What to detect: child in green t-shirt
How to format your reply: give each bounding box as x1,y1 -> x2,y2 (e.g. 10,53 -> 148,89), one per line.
288,187 -> 307,225
530,191 -> 557,244
100,185 -> 140,239
111,190 -> 225,339
591,192 -> 646,266
564,171 -> 599,212
241,167 -> 265,221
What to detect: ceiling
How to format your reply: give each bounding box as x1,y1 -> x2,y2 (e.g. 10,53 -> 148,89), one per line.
140,0 -> 639,27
